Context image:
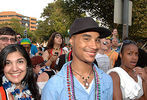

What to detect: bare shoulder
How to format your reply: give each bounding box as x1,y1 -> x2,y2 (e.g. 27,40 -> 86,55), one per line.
37,72 -> 49,82
109,71 -> 120,83
109,71 -> 122,99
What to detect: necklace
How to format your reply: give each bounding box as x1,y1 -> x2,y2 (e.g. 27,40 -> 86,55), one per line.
72,68 -> 93,89
2,76 -> 32,99
65,51 -> 72,63
67,63 -> 100,100
53,48 -> 60,50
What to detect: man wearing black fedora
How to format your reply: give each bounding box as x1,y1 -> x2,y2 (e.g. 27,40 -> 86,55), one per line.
42,17 -> 113,100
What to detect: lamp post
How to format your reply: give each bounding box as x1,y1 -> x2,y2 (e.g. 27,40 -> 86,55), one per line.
24,23 -> 28,38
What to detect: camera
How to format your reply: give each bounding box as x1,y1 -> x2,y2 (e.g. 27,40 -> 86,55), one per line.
54,52 -> 58,56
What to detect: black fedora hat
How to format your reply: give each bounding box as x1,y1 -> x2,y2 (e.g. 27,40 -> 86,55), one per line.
69,17 -> 111,38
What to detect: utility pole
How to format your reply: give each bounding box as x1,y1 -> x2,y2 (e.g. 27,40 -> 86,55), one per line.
122,0 -> 129,40
114,0 -> 132,40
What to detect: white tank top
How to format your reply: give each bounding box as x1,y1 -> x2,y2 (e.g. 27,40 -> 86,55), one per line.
107,67 -> 143,100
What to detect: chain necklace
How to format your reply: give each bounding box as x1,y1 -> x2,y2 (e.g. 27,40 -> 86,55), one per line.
67,63 -> 100,100
72,68 -> 93,89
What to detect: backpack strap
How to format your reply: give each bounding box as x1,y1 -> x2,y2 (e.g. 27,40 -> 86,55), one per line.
0,86 -> 7,100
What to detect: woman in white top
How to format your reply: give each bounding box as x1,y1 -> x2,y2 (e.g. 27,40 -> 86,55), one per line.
107,40 -> 147,100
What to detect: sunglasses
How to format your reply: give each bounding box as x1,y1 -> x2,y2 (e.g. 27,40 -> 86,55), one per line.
17,37 -> 21,39
0,37 -> 15,43
103,41 -> 108,45
123,40 -> 136,45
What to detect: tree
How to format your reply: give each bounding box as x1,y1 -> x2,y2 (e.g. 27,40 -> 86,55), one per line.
35,0 -> 85,43
0,18 -> 25,34
36,0 -> 146,42
40,0 -> 71,37
129,0 -> 147,40
63,0 -> 147,40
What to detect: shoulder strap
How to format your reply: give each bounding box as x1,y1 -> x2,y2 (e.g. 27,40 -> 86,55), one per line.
0,86 -> 7,100
60,48 -> 63,55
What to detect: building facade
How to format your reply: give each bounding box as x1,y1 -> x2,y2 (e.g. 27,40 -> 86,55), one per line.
0,11 -> 37,31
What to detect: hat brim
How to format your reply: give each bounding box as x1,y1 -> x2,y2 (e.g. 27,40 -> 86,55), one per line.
70,27 -> 111,38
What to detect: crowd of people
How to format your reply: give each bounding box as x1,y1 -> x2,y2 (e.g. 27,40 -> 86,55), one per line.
0,17 -> 146,100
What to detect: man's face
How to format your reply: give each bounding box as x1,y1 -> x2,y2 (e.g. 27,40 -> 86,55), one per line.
22,44 -> 31,54
0,35 -> 16,51
105,39 -> 111,49
70,31 -> 100,63
112,38 -> 119,47
100,38 -> 108,50
16,35 -> 22,43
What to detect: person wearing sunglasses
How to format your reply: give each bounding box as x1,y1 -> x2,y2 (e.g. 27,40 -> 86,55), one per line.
95,38 -> 110,72
16,33 -> 22,44
20,38 -> 34,58
0,27 -> 17,52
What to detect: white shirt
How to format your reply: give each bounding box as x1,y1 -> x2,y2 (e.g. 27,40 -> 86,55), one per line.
95,53 -> 110,72
107,67 -> 144,100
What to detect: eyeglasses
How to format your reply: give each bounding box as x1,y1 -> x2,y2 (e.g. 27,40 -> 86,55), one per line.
103,41 -> 108,45
123,40 -> 136,45
0,37 -> 15,43
24,46 -> 31,50
17,37 -> 21,39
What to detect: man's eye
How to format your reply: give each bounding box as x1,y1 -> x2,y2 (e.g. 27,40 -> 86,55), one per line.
83,38 -> 89,40
96,39 -> 100,43
1,37 -> 7,40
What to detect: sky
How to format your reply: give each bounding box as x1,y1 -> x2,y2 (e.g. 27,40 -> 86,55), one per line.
0,0 -> 54,20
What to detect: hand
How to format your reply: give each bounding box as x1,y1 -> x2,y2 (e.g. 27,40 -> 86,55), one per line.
50,55 -> 58,62
133,67 -> 147,82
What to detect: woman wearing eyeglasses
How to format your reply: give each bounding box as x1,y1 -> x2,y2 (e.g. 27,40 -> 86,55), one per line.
0,44 -> 40,100
107,40 -> 147,100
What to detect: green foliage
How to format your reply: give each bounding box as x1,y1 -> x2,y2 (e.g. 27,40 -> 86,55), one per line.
63,0 -> 146,40
35,0 -> 146,42
40,0 -> 71,37
129,0 -> 147,40
35,0 -> 85,42
0,18 -> 25,34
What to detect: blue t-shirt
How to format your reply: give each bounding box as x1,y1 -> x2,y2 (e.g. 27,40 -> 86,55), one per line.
42,61 -> 113,100
31,44 -> 38,55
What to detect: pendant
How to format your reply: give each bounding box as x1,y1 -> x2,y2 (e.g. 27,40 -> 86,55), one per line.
83,79 -> 89,89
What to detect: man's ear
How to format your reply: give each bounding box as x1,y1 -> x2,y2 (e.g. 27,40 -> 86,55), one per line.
69,36 -> 74,46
